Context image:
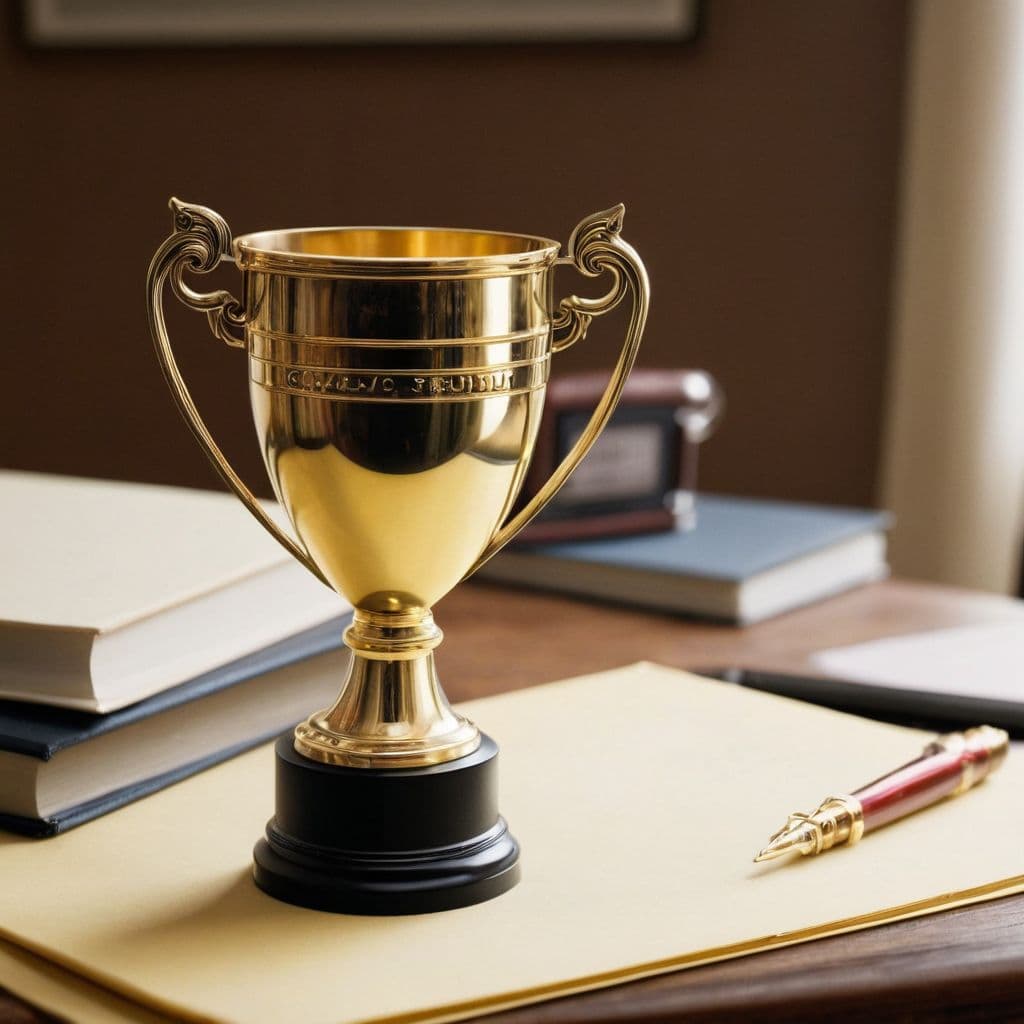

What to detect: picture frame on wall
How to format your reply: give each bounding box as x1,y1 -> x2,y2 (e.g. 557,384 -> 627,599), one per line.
24,0 -> 702,48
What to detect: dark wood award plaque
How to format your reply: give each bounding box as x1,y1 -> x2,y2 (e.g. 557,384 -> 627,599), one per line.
516,368 -> 724,544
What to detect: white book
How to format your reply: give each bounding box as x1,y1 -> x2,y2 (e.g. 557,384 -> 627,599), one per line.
812,621 -> 1024,702
0,471 -> 346,712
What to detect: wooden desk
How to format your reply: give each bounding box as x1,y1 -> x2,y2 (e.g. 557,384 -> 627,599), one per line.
3,579 -> 1023,1023
437,578 -> 1024,700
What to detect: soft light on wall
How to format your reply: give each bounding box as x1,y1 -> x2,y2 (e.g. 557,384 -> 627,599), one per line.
882,0 -> 1024,594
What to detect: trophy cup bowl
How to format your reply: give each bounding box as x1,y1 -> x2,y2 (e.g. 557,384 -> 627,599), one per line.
147,199 -> 649,914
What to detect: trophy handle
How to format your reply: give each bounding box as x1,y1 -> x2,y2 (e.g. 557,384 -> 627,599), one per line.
467,204 -> 650,575
146,197 -> 329,586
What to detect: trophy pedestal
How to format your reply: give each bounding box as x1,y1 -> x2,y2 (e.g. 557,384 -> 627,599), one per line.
253,734 -> 520,915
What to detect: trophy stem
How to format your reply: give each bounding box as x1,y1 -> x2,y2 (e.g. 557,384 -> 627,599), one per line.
259,609 -> 519,915
293,610 -> 480,769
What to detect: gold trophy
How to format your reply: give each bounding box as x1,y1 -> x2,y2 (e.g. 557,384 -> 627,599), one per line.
147,199 -> 649,914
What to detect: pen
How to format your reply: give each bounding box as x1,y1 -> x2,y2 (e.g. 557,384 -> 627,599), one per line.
754,725 -> 1009,862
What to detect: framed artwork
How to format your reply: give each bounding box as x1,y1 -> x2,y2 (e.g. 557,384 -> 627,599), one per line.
24,0 -> 702,48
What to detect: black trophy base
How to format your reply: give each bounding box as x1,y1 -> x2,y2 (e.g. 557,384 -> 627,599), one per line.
253,733 -> 520,915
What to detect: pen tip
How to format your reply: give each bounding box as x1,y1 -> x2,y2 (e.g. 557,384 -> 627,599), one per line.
753,845 -> 788,863
753,825 -> 815,863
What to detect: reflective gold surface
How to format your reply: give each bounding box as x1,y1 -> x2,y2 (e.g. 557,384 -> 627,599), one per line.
293,611 -> 479,767
147,199 -> 649,768
236,224 -> 560,270
931,725 -> 1009,794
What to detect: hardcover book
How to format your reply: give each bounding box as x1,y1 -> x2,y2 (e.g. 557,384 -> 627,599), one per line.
0,617 -> 350,837
0,471 -> 345,711
478,494 -> 891,623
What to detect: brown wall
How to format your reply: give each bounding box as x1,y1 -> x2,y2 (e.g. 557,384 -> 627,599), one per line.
0,1 -> 907,506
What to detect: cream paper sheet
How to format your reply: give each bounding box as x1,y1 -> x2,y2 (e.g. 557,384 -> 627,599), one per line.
0,939 -> 171,1024
1,662 -> 1022,1024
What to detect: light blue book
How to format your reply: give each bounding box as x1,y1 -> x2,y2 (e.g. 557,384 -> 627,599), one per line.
479,495 -> 891,624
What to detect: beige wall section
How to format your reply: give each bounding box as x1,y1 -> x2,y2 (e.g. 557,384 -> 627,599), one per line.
882,0 -> 1024,593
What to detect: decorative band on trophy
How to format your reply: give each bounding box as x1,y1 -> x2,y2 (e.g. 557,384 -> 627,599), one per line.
248,333 -> 550,372
250,358 -> 550,401
248,325 -> 550,349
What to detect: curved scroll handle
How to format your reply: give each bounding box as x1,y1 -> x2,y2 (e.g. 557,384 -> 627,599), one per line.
467,204 -> 650,576
146,197 -> 329,586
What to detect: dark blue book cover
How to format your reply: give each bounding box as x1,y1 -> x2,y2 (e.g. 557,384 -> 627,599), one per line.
483,495 -> 891,624
0,614 -> 350,837
520,495 -> 891,581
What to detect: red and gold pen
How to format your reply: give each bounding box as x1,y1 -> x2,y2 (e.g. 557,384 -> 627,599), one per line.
754,725 -> 1010,862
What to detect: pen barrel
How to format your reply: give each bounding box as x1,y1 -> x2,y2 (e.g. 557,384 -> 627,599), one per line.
854,726 -> 1008,831
854,750 -> 963,829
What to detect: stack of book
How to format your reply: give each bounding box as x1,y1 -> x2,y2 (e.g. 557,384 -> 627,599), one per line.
0,471 -> 351,836
479,493 -> 891,624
